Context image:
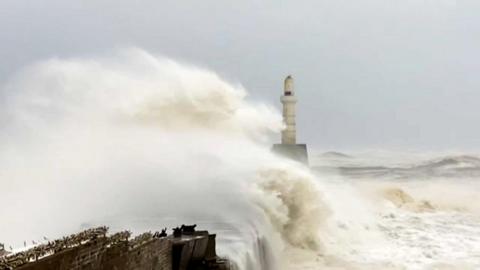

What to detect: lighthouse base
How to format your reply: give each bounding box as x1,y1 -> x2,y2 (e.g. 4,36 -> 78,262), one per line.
272,144 -> 309,165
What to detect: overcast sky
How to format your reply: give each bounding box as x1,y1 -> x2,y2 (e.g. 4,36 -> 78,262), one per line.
1,0 -> 479,151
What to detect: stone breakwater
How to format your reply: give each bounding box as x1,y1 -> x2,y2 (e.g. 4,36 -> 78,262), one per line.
0,225 -> 230,270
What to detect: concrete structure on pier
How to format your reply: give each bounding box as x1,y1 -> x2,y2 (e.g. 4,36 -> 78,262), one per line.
272,75 -> 309,164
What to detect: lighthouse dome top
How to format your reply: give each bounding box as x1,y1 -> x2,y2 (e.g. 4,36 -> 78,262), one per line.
284,75 -> 294,95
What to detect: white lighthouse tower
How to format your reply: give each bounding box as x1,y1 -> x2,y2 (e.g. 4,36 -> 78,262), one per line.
281,75 -> 297,144
272,75 -> 309,164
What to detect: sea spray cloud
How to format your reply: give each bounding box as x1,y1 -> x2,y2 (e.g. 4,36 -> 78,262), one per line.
0,49 -> 327,270
2,48 -> 283,141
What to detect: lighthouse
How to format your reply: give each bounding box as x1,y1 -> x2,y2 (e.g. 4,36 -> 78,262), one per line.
272,75 -> 309,164
281,75 -> 297,144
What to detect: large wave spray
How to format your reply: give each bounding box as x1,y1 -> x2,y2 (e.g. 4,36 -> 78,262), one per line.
0,49 -> 327,270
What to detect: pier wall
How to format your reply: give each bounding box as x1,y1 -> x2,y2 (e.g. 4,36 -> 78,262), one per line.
16,238 -> 172,270
2,227 -> 228,270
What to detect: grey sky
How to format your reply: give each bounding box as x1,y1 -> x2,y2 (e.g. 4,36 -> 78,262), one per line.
1,0 -> 479,151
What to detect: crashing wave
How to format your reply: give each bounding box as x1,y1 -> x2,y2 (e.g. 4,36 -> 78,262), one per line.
382,188 -> 435,212
0,49 -> 330,270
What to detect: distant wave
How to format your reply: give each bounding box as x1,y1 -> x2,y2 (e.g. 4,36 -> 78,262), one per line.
315,155 -> 480,179
319,151 -> 353,159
